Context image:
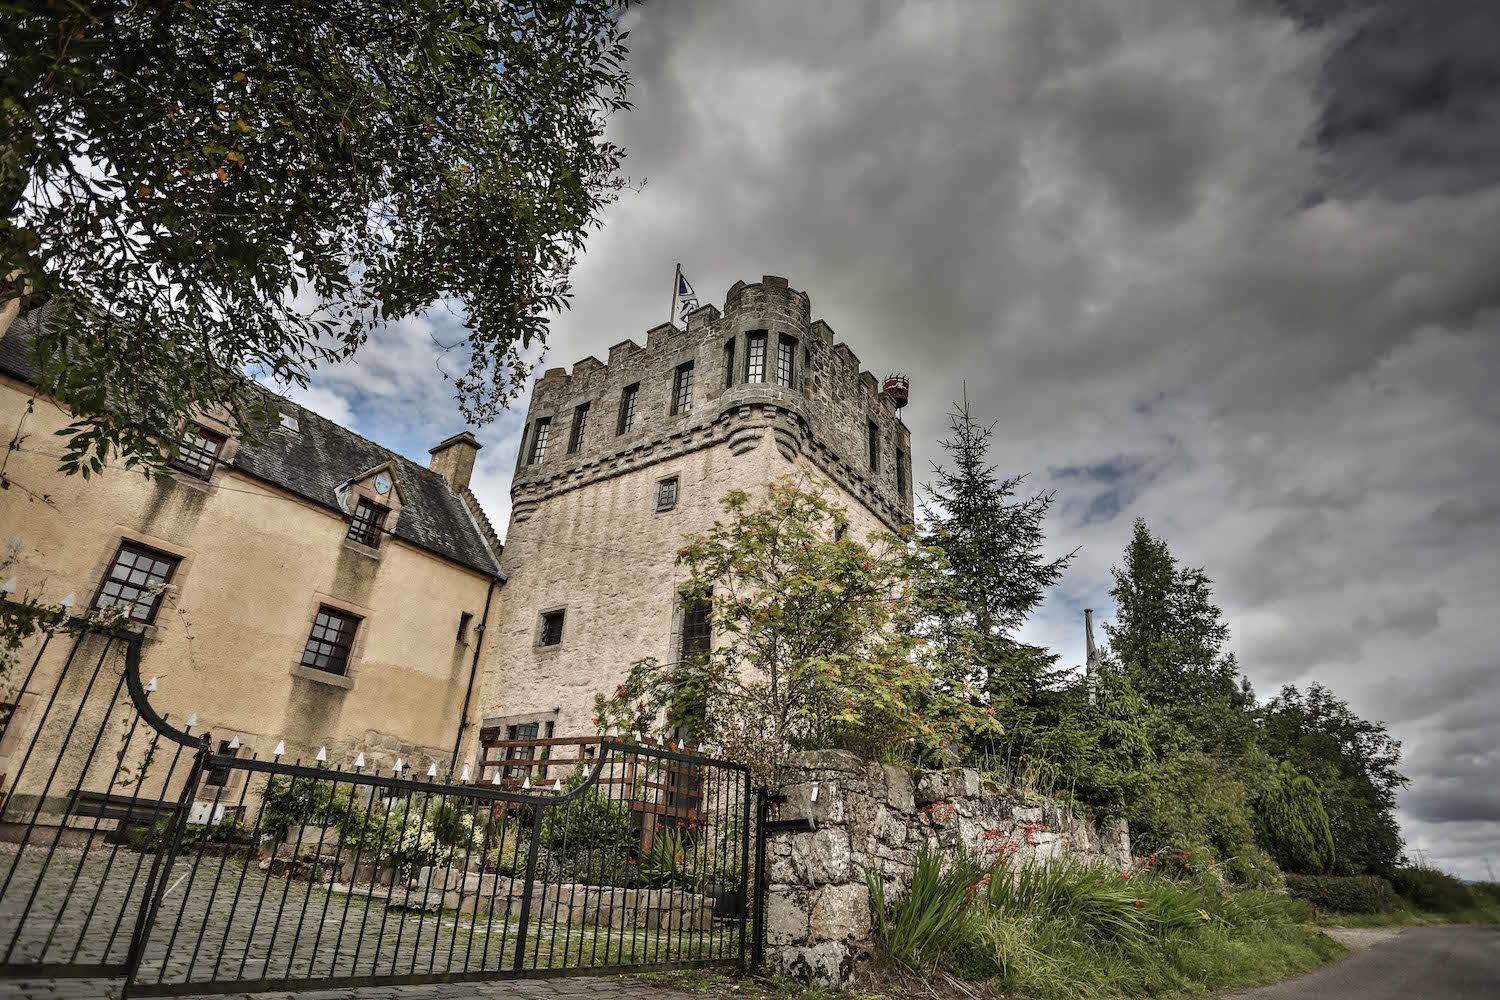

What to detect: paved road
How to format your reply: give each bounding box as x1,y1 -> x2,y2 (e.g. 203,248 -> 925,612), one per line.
1226,925 -> 1500,1000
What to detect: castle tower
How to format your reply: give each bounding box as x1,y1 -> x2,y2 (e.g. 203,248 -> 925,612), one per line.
475,276 -> 913,746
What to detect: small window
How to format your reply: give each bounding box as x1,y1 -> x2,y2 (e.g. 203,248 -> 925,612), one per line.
656,476 -> 679,511
867,419 -> 881,471
94,542 -> 180,624
671,361 -> 694,416
539,609 -> 565,647
567,402 -> 590,454
617,383 -> 640,434
526,418 -> 552,465
457,611 -> 474,644
681,592 -> 712,664
895,447 -> 907,497
170,424 -> 225,480
500,719 -> 556,782
723,339 -> 736,388
204,738 -> 237,788
834,522 -> 847,543
346,497 -> 386,548
776,335 -> 796,387
301,606 -> 361,676
745,332 -> 767,384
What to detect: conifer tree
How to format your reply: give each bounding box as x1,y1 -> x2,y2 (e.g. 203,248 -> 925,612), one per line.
1258,760 -> 1336,875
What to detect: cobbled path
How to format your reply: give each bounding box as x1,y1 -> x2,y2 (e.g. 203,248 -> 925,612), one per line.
0,976 -> 710,999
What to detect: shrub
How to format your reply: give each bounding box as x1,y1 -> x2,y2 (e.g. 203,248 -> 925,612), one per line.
1285,874 -> 1399,914
1386,865 -> 1477,913
262,777 -> 362,840
1256,761 -> 1336,875
867,847 -> 988,973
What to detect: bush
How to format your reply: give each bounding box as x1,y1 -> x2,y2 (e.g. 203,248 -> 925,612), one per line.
262,777 -> 362,840
1386,865 -> 1477,913
1285,874 -> 1399,914
1257,761 -> 1335,875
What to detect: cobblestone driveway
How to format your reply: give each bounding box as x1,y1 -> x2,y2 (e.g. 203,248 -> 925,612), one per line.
0,976 -> 713,999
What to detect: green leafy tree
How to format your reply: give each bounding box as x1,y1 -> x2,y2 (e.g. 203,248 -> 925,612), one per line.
2,1 -> 634,474
1259,684 -> 1406,874
595,478 -> 998,781
1256,760 -> 1336,875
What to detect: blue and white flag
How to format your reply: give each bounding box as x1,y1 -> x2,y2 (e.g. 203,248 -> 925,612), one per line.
674,268 -> 699,323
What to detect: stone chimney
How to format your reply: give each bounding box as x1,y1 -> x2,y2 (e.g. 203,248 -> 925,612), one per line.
428,431 -> 481,493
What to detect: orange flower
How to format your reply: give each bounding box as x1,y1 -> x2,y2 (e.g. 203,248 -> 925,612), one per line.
1133,899 -> 1144,907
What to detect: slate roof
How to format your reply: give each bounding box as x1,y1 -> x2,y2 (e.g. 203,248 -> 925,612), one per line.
1,307 -> 501,578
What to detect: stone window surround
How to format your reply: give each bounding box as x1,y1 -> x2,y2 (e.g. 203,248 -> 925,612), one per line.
167,409 -> 241,492
290,591 -> 373,691
200,730 -> 253,795
83,528 -> 198,642
341,466 -> 404,559
655,475 -> 679,512
534,605 -> 567,650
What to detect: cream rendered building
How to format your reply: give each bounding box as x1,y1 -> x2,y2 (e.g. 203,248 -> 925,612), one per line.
475,276 -> 914,755
0,307 -> 504,792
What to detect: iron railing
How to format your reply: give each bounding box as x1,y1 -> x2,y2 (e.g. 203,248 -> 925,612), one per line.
0,606 -> 760,995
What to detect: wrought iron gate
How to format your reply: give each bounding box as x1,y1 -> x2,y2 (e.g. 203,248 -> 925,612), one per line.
0,614 -> 761,995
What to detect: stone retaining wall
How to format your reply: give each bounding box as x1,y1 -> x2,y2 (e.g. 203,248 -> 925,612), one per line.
765,750 -> 1131,986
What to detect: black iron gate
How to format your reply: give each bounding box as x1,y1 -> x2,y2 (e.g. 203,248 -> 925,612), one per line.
0,614 -> 762,995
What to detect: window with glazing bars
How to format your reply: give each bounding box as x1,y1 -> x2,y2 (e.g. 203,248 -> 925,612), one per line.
346,498 -> 385,547
681,592 -> 712,664
94,542 -> 179,624
301,606 -> 360,675
776,335 -> 796,387
617,383 -> 639,434
868,419 -> 881,471
170,424 -> 225,480
568,402 -> 590,454
204,738 -> 236,787
656,476 -> 678,511
502,720 -> 556,782
527,417 -> 551,464
745,332 -> 767,383
671,361 -> 694,415
723,339 -> 736,388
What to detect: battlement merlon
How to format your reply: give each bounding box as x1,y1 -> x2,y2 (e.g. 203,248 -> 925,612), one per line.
513,276 -> 914,524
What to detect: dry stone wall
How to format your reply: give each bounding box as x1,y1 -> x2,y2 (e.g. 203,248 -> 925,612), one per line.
765,750 -> 1131,987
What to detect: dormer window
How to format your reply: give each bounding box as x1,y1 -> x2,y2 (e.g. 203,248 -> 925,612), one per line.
347,498 -> 386,548
170,424 -> 226,480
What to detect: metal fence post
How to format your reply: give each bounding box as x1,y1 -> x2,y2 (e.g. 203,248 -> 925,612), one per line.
750,786 -> 771,970
510,801 -> 547,971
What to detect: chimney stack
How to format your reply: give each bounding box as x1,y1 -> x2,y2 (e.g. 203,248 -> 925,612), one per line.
428,431 -> 481,493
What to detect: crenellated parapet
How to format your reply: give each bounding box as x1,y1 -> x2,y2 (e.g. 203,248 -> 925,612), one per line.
513,277 -> 913,530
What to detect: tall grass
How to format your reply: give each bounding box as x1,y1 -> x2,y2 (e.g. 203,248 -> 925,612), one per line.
868,846 -> 1340,999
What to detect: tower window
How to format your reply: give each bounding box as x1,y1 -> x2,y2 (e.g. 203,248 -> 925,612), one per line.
656,476 -> 679,511
618,383 -> 639,434
301,606 -> 361,675
346,497 -> 386,548
776,335 -> 796,387
671,361 -> 694,416
94,541 -> 180,624
745,332 -> 767,384
723,339 -> 736,388
867,419 -> 881,471
170,424 -> 226,480
539,609 -> 566,647
527,418 -> 551,464
567,402 -> 590,454
681,591 -> 713,664
895,447 -> 907,497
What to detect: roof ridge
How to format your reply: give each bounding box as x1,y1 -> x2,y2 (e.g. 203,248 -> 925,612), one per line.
461,487 -> 505,569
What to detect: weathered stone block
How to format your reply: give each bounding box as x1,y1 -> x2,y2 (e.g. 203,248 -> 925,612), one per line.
809,883 -> 870,943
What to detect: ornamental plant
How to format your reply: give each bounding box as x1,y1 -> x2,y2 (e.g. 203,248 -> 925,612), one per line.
595,478 -> 999,781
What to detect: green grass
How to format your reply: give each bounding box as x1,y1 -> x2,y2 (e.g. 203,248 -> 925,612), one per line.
868,846 -> 1346,1000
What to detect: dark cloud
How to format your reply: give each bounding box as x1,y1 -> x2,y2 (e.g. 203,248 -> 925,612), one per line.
296,0 -> 1500,879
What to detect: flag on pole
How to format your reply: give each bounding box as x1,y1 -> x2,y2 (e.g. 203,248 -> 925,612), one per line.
673,265 -> 699,324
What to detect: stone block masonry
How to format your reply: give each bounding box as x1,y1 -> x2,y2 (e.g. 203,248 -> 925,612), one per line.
764,750 -> 1131,987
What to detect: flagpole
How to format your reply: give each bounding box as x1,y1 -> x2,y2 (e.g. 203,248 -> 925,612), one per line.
669,262 -> 681,328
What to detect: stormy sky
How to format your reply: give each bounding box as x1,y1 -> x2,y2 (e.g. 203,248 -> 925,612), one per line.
287,1 -> 1500,881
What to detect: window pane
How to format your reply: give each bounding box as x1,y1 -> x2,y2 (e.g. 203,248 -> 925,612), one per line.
618,384 -> 639,434
346,498 -> 385,547
528,418 -> 552,464
682,593 -> 712,663
540,610 -> 565,646
568,403 -> 590,453
671,362 -> 694,416
170,424 -> 226,480
776,336 -> 795,387
656,477 -> 678,510
301,606 -> 359,675
746,333 -> 766,383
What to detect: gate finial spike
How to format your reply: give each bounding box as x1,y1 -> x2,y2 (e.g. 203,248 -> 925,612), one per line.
426,761 -> 438,778
460,764 -> 471,783
316,746 -> 328,763
60,592 -> 75,608
274,740 -> 286,758
227,737 -> 240,751
186,713 -> 198,727
394,758 -> 404,774
1,577 -> 16,595
491,770 -> 502,786
144,676 -> 157,693
354,751 -> 366,769
522,776 -> 531,790
551,778 -> 563,793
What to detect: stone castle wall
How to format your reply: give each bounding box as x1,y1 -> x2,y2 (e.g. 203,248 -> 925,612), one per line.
765,751 -> 1132,987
